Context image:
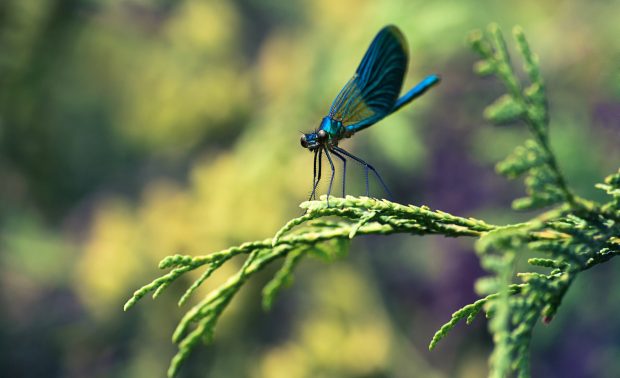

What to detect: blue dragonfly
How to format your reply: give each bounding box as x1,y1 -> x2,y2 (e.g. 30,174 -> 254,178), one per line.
300,25 -> 440,203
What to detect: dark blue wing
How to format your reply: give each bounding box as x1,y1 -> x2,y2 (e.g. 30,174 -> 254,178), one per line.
328,25 -> 408,132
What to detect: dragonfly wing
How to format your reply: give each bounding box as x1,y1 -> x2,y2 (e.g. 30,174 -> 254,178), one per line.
328,25 -> 408,131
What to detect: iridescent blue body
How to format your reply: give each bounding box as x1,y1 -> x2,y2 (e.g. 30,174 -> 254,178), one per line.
300,25 -> 440,202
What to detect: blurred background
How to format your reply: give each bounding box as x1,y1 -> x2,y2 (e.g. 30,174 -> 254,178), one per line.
1,0 -> 619,377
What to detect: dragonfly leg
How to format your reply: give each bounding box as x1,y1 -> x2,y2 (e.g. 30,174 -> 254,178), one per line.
308,149 -> 318,201
329,148 -> 347,197
323,148 -> 336,207
309,149 -> 323,201
331,146 -> 393,199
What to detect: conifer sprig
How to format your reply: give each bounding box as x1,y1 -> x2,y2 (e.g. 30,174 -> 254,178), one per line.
125,196 -> 498,377
427,25 -> 620,378
470,24 -> 591,212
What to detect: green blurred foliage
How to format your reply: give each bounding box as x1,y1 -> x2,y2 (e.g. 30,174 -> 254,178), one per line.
0,0 -> 618,377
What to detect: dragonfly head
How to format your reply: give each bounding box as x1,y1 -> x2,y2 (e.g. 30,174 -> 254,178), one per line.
300,129 -> 328,151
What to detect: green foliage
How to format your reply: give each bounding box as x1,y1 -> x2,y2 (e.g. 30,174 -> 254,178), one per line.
429,24 -> 620,378
125,197 -> 496,377
471,24 -> 581,211
124,24 -> 620,378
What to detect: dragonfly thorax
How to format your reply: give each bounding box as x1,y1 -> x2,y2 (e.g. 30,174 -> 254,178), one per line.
300,117 -> 346,151
318,117 -> 345,139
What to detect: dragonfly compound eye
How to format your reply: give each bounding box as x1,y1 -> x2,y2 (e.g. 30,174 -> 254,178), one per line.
317,130 -> 327,141
300,135 -> 308,148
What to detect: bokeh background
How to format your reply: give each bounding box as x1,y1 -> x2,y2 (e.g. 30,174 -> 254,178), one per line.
1,0 -> 619,377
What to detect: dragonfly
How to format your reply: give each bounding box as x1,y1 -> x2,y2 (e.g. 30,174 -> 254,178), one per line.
300,25 -> 440,203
